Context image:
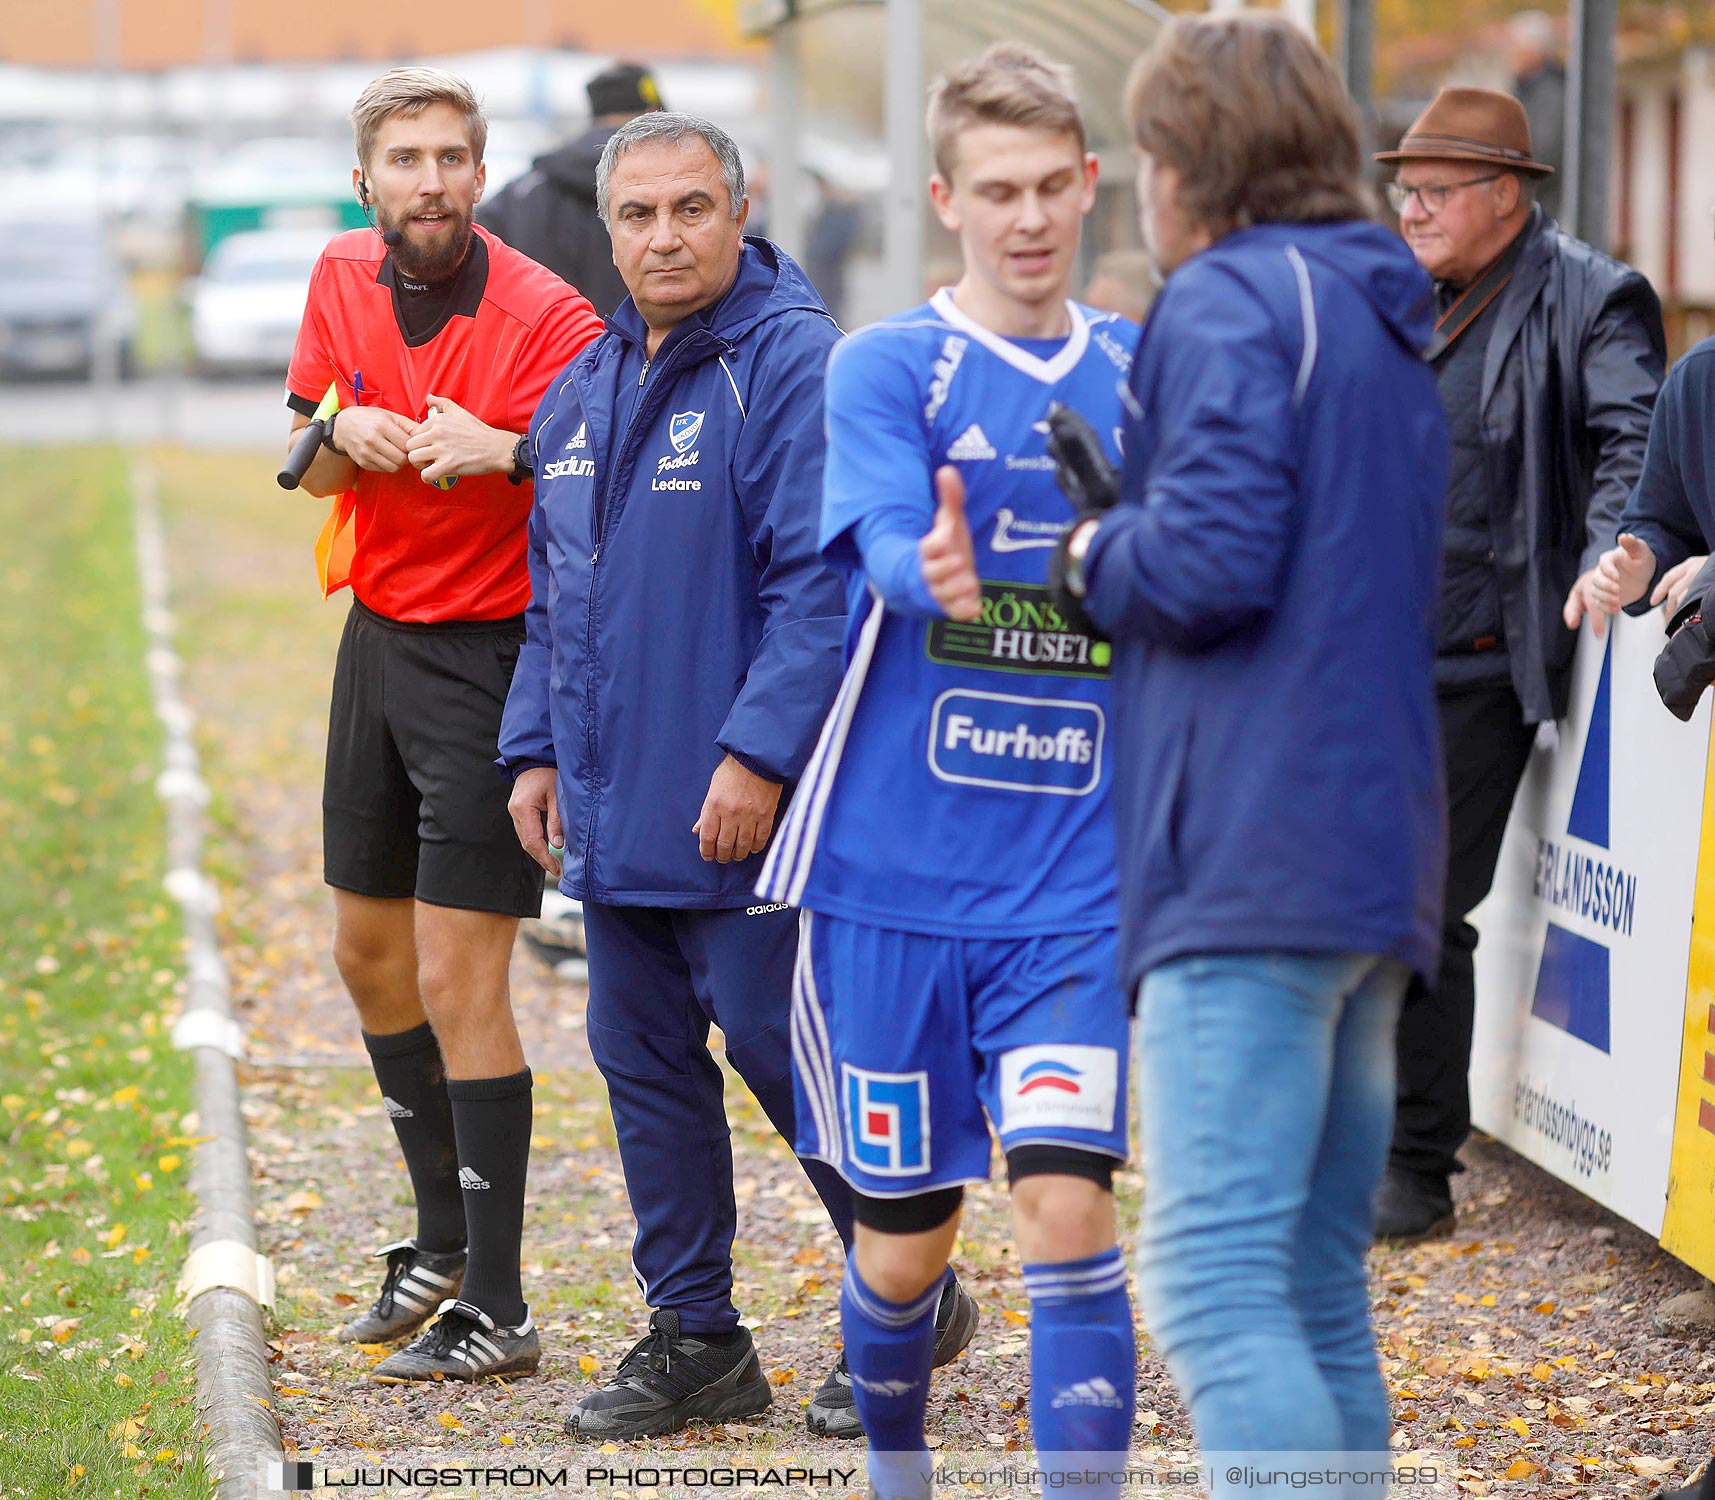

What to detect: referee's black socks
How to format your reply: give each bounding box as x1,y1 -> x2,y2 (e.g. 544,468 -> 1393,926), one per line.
447,1067 -> 533,1327
362,1023 -> 466,1255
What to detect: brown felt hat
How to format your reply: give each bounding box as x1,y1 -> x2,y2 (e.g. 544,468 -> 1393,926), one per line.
1375,86 -> 1555,176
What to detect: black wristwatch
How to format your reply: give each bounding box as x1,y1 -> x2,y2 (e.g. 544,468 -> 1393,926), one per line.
323,408 -> 345,457
508,432 -> 532,485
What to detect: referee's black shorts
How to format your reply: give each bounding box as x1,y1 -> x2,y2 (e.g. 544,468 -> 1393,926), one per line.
323,599 -> 543,919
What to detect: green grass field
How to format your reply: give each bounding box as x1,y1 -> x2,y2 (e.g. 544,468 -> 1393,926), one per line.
0,448 -> 212,1498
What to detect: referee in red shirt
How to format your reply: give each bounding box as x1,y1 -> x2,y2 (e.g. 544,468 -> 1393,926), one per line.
284,67 -> 602,1382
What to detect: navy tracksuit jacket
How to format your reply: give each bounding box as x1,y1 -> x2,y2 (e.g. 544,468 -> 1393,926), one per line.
499,239 -> 854,1329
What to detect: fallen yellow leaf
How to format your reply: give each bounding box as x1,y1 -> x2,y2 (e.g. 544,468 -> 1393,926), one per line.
499,1435 -> 515,1446
111,1086 -> 140,1106
157,1155 -> 181,1173
578,1354 -> 599,1376
153,1451 -> 176,1463
769,1367 -> 797,1386
283,1191 -> 320,1213
1505,1416 -> 1529,1438
1534,1301 -> 1555,1315
103,1224 -> 126,1249
1479,1294 -> 1497,1307
436,1412 -> 462,1430
1001,1309 -> 1028,1327
1503,1459 -> 1539,1480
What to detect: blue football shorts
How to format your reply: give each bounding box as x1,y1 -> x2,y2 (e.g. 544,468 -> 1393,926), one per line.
790,910 -> 1130,1197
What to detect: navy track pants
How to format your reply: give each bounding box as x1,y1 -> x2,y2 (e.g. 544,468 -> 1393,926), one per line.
581,901 -> 856,1334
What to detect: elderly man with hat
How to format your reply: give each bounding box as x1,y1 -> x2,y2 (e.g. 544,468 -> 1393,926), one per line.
1374,87 -> 1665,1242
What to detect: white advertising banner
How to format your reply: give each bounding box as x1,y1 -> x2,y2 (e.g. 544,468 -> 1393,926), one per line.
1469,615 -> 1712,1239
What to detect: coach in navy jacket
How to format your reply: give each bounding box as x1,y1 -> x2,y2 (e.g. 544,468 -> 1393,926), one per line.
498,114 -> 857,1439
501,251 -> 842,903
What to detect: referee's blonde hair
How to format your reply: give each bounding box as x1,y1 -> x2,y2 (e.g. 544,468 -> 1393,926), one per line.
351,67 -> 488,171
927,42 -> 1084,183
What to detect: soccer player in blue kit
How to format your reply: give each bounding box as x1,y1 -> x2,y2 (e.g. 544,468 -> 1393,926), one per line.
758,43 -> 1140,1500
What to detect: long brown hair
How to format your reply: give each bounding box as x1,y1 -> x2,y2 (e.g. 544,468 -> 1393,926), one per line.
1124,14 -> 1372,235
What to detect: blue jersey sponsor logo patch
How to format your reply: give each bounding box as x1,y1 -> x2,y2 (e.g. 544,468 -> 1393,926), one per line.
842,1064 -> 931,1176
928,689 -> 1104,796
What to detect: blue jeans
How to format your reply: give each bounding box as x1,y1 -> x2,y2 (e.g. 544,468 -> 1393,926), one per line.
1135,952 -> 1407,1499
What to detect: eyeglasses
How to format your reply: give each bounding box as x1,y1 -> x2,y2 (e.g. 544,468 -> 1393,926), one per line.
1385,174 -> 1502,216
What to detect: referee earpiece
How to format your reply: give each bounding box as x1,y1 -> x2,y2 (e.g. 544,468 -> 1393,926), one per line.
357,178 -> 371,207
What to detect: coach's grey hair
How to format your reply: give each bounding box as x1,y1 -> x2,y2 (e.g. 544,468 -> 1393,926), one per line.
595,111 -> 747,224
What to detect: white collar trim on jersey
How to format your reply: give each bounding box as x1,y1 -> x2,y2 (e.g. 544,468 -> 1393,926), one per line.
930,288 -> 1090,384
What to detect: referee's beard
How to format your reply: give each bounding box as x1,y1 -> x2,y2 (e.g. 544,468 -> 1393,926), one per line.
380,200 -> 474,283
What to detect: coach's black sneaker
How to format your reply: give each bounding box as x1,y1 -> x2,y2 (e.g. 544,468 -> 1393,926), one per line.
336,1238 -> 466,1344
369,1299 -> 540,1382
565,1308 -> 773,1438
806,1277 -> 981,1438
1373,1168 -> 1456,1246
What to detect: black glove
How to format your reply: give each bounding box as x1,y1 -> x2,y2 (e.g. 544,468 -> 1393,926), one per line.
1045,402 -> 1119,514
1655,603 -> 1715,722
1044,402 -> 1120,639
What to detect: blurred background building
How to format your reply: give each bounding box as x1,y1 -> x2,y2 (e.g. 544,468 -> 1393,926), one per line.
2,0 -> 1711,407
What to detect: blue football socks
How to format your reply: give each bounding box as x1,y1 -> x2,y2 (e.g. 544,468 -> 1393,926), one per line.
842,1258 -> 941,1500
1025,1248 -> 1136,1498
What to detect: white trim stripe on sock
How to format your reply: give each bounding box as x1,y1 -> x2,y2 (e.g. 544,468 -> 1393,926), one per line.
845,1266 -> 941,1331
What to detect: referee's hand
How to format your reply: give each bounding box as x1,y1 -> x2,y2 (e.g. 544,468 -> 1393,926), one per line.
333,407 -> 416,473
509,767 -> 563,878
408,394 -> 514,483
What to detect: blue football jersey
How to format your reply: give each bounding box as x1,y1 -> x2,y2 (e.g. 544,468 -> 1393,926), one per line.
760,290 -> 1139,936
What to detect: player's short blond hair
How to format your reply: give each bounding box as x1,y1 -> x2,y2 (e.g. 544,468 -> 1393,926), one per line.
927,42 -> 1085,182
351,67 -> 487,172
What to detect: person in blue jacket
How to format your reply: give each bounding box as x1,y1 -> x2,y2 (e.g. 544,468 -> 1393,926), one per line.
1044,16 -> 1449,1491
498,111 -> 973,1441
1587,336 -> 1715,623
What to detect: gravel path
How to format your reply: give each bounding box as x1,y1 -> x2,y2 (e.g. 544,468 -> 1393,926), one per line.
159,451 -> 1714,1497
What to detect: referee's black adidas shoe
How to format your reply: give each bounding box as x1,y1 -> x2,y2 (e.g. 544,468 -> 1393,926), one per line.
369,1299 -> 540,1383
336,1238 -> 466,1344
564,1309 -> 773,1439
805,1277 -> 981,1439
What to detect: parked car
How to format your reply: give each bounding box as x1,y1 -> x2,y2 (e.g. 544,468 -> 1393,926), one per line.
188,228 -> 331,376
0,219 -> 137,381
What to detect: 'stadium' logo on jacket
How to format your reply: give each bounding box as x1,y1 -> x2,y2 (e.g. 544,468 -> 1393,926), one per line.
926,581 -> 1111,678
542,445 -> 596,480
